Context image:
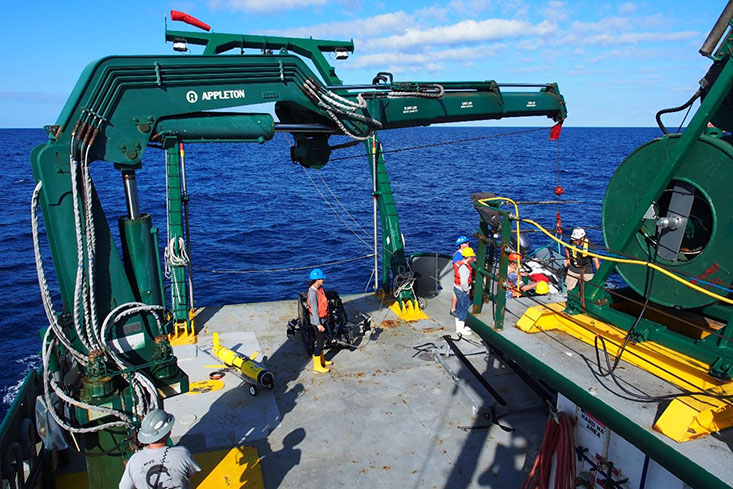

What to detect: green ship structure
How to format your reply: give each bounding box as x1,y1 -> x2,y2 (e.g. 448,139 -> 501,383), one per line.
4,3 -> 733,488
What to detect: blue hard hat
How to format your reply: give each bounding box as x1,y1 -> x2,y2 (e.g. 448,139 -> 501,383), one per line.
309,268 -> 325,280
455,236 -> 469,247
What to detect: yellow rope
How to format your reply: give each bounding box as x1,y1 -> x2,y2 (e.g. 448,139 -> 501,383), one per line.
521,218 -> 733,306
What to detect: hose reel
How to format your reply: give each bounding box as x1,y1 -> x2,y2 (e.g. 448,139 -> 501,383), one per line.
602,134 -> 733,308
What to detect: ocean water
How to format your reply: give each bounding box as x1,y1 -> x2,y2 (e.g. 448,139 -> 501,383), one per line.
0,126 -> 660,418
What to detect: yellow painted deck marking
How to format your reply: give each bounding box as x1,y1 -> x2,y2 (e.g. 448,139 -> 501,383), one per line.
516,302 -> 733,441
192,445 -> 264,488
55,446 -> 263,488
188,379 -> 225,395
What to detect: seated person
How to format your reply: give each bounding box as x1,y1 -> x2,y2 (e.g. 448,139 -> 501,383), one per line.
505,253 -> 538,299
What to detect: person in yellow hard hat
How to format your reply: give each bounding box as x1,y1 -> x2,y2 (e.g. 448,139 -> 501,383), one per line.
450,236 -> 470,316
454,247 -> 476,336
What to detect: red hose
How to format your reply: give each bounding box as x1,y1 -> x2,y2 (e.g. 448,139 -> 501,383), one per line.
521,412 -> 576,489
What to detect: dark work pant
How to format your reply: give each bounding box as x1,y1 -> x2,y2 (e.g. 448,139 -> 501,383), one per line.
313,322 -> 325,355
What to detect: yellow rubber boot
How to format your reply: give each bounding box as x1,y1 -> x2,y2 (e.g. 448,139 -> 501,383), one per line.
313,355 -> 330,373
321,352 -> 333,366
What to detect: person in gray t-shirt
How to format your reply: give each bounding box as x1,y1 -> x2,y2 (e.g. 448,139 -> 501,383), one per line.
119,409 -> 201,489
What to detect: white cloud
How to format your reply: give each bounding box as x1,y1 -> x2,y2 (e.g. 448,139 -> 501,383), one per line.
448,0 -> 494,16
617,2 -> 637,15
365,18 -> 555,50
209,0 -> 327,13
499,0 -> 529,18
587,47 -> 662,63
265,11 -> 413,39
586,31 -> 699,46
348,46 -> 499,70
541,1 -> 568,22
516,39 -> 540,52
571,17 -> 633,33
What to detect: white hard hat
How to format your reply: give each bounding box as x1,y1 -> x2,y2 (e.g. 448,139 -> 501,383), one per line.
571,228 -> 586,240
138,409 -> 175,444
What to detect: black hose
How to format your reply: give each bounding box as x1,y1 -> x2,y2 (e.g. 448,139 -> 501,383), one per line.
655,89 -> 702,134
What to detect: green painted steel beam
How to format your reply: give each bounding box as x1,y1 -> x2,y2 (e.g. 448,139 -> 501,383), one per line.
165,28 -> 354,85
165,142 -> 190,324
364,134 -> 411,299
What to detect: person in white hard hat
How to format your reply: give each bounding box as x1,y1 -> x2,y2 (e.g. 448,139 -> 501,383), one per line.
119,408 -> 201,489
563,227 -> 601,292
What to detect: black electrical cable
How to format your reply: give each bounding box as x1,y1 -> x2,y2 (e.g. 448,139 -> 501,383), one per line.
520,292 -> 733,403
655,89 -> 702,134
595,230 -> 660,377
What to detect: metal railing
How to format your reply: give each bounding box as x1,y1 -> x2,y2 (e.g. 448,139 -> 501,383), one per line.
0,370 -> 53,489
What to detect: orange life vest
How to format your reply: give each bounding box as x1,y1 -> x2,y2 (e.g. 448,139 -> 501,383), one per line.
453,261 -> 473,287
307,285 -> 329,319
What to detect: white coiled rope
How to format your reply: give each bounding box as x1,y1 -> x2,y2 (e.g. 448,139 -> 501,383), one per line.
31,181 -> 89,365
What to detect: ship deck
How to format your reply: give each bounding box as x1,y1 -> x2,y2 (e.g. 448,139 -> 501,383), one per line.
132,290 -> 547,488
54,287 -> 733,488
469,293 -> 733,489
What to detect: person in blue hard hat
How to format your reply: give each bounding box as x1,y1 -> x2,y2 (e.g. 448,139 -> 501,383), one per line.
307,268 -> 333,373
451,236 -> 470,316
119,408 -> 200,489
454,246 -> 476,336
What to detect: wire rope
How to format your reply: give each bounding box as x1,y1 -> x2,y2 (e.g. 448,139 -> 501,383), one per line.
300,166 -> 373,249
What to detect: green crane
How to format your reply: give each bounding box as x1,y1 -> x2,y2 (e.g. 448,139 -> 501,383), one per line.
29,13 -> 566,486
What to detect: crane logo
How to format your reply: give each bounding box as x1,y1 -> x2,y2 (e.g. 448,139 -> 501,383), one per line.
185,89 -> 246,104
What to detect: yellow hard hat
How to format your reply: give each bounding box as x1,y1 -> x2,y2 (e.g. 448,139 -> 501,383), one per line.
461,247 -> 476,258
535,281 -> 550,295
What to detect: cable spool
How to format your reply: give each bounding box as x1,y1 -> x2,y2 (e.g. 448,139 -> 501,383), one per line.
602,134 -> 733,308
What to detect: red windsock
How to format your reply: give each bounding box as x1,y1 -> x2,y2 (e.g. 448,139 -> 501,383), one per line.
549,123 -> 562,141
171,10 -> 211,31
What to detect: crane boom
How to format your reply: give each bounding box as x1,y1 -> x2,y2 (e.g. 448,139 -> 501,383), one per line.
29,23 -> 566,485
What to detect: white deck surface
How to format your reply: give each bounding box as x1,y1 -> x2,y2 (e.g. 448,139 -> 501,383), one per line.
166,290 -> 548,488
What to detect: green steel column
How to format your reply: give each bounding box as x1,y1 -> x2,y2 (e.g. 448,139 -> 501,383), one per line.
492,214 -> 513,331
364,134 -> 411,300
164,141 -> 190,324
119,214 -> 164,306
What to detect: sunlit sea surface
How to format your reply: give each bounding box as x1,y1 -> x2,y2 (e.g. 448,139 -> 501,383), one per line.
0,126 -> 661,418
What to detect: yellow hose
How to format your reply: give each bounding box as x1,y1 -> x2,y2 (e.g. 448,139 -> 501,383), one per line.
477,197 -> 522,271
521,218 -> 733,306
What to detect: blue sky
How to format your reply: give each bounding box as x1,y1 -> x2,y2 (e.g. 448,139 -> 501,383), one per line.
0,1 -> 726,127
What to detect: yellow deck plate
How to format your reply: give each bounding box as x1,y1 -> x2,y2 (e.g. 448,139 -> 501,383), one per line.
388,299 -> 429,321
55,445 -> 263,488
188,380 -> 226,395
516,302 -> 733,442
